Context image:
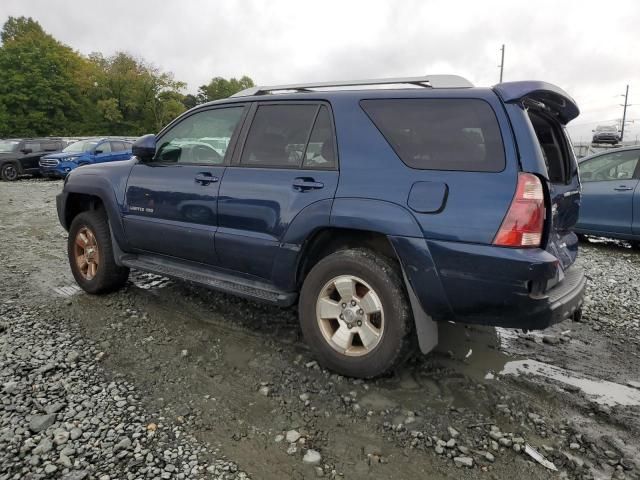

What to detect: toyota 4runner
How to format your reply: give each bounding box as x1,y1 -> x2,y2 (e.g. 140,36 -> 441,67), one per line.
56,75 -> 586,378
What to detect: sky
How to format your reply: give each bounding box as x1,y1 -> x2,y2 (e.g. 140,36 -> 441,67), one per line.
1,0 -> 639,143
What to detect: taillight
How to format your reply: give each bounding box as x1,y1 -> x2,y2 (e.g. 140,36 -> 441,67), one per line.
493,173 -> 545,248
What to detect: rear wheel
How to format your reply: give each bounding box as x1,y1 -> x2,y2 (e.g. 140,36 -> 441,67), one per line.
299,249 -> 413,378
68,210 -> 129,294
1,162 -> 19,181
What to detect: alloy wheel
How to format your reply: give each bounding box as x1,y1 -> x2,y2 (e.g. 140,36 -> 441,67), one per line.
315,275 -> 384,356
74,226 -> 100,280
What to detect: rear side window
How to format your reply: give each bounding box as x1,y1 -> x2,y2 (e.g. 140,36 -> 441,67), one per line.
303,106 -> 337,169
361,99 -> 505,172
24,142 -> 41,152
241,104 -> 318,168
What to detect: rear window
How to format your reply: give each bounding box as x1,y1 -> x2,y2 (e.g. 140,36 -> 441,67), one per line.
360,99 -> 505,172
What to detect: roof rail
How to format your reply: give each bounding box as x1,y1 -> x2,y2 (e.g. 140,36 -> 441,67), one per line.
231,75 -> 473,97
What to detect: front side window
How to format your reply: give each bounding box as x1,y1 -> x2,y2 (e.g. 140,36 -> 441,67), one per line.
63,140 -> 98,153
361,99 -> 505,172
240,104 -> 318,168
0,140 -> 19,153
96,141 -> 111,154
155,107 -> 245,164
580,150 -> 639,182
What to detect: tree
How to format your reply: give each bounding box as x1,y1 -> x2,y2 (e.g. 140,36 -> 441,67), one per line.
0,16 -> 96,136
0,16 -> 254,137
196,76 -> 255,103
182,94 -> 198,110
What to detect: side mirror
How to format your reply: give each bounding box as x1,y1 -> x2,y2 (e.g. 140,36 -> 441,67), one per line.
94,149 -> 103,155
132,134 -> 156,162
21,148 -> 32,154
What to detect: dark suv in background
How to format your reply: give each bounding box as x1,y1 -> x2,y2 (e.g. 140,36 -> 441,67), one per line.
0,138 -> 67,181
56,75 -> 585,378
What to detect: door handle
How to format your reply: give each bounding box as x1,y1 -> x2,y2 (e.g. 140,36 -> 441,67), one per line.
194,173 -> 219,185
614,186 -> 633,191
292,177 -> 324,191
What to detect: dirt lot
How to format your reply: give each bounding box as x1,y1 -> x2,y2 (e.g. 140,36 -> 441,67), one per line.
1,178 -> 639,480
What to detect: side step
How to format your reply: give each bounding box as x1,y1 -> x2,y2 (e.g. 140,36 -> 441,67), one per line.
120,254 -> 297,307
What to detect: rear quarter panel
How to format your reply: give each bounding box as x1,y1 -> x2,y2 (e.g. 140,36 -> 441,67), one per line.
330,89 -> 519,244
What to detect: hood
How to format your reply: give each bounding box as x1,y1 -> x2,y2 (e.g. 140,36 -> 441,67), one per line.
42,152 -> 86,161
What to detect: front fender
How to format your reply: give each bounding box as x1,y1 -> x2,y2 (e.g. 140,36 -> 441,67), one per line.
61,162 -> 135,248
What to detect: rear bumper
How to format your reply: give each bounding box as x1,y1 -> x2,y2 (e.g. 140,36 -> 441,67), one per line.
391,236 -> 585,330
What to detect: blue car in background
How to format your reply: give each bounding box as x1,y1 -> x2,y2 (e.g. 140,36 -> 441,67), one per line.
39,138 -> 133,178
576,146 -> 640,248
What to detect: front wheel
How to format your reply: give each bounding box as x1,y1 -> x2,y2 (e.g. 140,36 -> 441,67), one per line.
1,162 -> 19,181
68,210 -> 129,294
299,249 -> 413,378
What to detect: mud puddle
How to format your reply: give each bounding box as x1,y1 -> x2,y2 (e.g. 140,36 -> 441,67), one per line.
501,360 -> 640,407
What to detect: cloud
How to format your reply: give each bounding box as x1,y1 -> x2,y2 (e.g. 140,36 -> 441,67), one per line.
1,0 -> 639,140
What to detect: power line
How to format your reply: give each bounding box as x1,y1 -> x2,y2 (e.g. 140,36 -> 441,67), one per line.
620,85 -> 631,141
498,45 -> 505,83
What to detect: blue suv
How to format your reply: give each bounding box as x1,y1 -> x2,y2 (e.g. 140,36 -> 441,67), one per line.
40,138 -> 132,178
56,76 -> 585,378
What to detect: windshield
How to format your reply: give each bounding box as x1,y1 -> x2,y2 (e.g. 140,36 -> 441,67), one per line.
596,126 -> 617,132
0,140 -> 19,153
63,140 -> 99,153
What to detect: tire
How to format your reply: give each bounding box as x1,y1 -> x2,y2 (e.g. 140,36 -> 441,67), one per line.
1,162 -> 19,181
299,248 -> 413,378
68,210 -> 129,294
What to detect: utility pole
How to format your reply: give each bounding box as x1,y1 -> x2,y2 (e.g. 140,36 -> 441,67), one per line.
499,44 -> 505,83
620,85 -> 630,142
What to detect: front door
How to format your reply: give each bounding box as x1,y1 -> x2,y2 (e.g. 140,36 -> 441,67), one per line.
123,105 -> 247,265
578,149 -> 640,235
93,140 -> 113,164
216,103 -> 339,279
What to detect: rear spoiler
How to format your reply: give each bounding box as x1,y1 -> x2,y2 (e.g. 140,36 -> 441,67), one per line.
493,81 -> 579,125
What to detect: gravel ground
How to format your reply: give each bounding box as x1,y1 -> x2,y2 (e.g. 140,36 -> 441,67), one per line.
1,178 -> 639,480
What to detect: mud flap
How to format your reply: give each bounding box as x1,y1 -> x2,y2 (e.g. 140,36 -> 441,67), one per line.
402,270 -> 438,354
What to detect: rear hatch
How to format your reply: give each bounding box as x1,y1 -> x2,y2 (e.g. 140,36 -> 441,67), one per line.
494,82 -> 581,277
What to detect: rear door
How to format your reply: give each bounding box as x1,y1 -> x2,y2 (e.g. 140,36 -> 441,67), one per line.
123,105 -> 247,265
216,102 -> 339,279
577,149 -> 640,234
495,83 -> 582,272
526,110 -> 581,270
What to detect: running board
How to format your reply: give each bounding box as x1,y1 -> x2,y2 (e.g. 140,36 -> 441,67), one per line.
120,254 -> 297,307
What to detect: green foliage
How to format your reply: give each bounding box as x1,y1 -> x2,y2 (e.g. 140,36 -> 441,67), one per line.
197,76 -> 255,103
0,16 -> 256,137
0,16 -> 93,136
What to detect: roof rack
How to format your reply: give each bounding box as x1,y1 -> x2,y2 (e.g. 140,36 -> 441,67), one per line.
231,75 -> 474,97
